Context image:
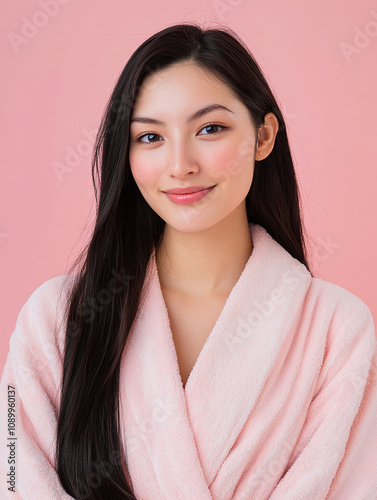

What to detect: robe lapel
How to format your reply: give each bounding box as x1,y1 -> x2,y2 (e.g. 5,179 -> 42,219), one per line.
119,247 -> 213,498
183,224 -> 312,488
119,223 -> 312,499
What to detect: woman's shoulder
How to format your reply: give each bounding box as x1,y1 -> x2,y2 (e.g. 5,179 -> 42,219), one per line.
308,276 -> 375,348
310,276 -> 373,319
307,278 -> 377,406
19,273 -> 75,307
0,275 -> 79,421
10,273 -> 76,356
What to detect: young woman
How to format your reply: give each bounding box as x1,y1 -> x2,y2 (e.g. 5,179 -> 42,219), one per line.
1,23 -> 376,500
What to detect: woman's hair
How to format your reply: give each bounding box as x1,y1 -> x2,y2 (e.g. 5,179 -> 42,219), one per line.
56,22 -> 313,499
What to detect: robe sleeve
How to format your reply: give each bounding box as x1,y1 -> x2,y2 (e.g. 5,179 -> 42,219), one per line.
0,277 -> 75,500
269,293 -> 377,499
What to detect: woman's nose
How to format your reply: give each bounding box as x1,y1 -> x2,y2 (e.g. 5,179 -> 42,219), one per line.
166,140 -> 199,178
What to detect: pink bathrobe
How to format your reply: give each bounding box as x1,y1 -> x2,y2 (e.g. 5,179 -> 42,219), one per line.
1,223 -> 377,499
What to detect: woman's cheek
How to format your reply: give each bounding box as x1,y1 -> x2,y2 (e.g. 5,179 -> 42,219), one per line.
130,154 -> 160,187
209,146 -> 243,184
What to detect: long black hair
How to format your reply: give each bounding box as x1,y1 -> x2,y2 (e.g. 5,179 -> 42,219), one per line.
56,22 -> 313,499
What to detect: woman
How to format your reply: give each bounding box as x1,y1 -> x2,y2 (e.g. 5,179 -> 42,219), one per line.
1,23 -> 376,500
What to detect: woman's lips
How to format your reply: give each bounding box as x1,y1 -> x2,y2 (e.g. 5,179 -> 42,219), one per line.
164,186 -> 215,205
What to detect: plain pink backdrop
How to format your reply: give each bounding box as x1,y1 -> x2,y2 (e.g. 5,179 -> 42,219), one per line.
1,0 -> 377,374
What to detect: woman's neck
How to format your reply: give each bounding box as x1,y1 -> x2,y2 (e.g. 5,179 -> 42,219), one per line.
156,206 -> 253,298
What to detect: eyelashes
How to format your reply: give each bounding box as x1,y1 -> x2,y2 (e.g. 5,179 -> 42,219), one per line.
134,122 -> 229,145
197,123 -> 229,137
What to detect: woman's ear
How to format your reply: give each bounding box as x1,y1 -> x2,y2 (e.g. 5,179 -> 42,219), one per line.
255,112 -> 280,161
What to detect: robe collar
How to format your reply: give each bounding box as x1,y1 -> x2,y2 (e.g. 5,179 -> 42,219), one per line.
120,223 -> 312,497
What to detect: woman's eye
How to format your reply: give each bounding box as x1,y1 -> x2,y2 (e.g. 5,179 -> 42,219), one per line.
198,123 -> 227,136
136,133 -> 162,144
135,123 -> 228,145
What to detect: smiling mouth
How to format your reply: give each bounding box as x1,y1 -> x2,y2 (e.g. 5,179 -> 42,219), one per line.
163,185 -> 216,195
163,185 -> 216,205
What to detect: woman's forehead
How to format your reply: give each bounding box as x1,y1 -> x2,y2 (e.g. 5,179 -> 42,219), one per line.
131,64 -> 240,119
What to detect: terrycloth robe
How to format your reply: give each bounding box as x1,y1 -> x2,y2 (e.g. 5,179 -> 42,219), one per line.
1,223 -> 377,499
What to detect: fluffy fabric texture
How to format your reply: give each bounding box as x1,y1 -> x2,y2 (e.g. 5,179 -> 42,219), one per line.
1,223 -> 376,499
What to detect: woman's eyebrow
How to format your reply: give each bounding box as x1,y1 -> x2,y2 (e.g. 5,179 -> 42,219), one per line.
130,104 -> 234,126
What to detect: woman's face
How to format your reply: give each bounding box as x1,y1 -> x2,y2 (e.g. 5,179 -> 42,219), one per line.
129,61 -> 258,232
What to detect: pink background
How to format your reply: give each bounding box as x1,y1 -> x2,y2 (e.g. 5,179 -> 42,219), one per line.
1,0 -> 376,374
